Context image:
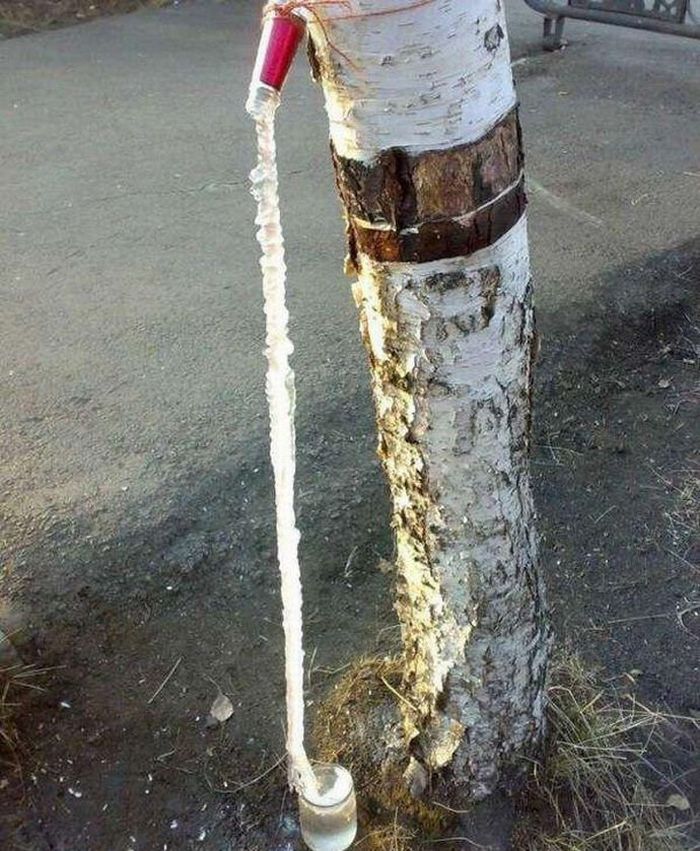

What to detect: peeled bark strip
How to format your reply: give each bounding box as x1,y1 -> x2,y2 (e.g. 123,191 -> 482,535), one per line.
306,0 -> 551,800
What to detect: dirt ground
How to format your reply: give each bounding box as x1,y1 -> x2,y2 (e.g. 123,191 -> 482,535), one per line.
3,237 -> 698,851
1,1 -> 698,849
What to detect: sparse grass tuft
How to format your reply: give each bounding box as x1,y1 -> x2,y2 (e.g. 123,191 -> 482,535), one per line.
1,638 -> 46,783
665,464 -> 700,568
515,653 -> 691,850
355,818 -> 416,851
313,655 -> 404,792
0,673 -> 21,773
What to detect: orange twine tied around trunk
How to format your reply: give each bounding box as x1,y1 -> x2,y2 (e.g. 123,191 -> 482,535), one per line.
262,0 -> 440,69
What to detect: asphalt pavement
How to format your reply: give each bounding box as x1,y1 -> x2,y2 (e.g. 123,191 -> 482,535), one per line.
1,2 -> 698,607
1,2 -> 699,847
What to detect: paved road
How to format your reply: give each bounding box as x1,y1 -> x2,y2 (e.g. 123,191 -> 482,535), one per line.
1,3 -> 699,848
1,1 -> 698,603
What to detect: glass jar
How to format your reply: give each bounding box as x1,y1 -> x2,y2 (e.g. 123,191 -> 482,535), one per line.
299,764 -> 357,851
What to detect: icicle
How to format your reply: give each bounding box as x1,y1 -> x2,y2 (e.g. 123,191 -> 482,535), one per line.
246,19 -> 357,850
247,88 -> 317,797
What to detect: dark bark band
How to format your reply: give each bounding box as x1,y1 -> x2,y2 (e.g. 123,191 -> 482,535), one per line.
349,177 -> 526,264
332,108 -> 526,264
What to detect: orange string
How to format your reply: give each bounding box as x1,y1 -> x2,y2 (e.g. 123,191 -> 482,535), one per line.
262,0 -> 440,70
263,0 -> 356,68
332,0 -> 439,20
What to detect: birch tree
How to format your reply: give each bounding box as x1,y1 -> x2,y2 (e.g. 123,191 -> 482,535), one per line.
304,0 -> 551,801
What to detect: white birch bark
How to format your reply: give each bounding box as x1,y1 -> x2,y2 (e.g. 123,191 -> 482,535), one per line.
307,0 -> 550,799
353,219 -> 548,798
304,0 -> 516,160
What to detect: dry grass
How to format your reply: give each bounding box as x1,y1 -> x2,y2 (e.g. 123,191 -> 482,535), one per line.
313,655 -> 404,793
515,653 -> 692,851
0,0 -> 172,36
312,652 -> 693,850
665,464 -> 700,569
0,639 -> 46,783
354,820 -> 416,851
312,655 -> 450,841
0,673 -> 21,773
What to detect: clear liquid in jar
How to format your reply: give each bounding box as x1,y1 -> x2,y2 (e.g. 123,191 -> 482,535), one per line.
299,764 -> 357,851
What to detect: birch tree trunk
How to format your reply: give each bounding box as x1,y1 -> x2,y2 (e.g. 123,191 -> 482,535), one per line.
306,0 -> 551,801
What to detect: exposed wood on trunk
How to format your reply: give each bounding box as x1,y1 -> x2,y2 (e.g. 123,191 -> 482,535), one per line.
345,177 -> 526,265
331,109 -> 523,228
333,110 -> 526,265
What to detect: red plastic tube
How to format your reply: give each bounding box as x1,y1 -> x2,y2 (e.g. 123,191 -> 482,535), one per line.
251,13 -> 306,93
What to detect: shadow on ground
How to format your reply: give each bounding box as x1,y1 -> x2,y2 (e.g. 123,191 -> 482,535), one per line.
1,239 -> 697,849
